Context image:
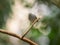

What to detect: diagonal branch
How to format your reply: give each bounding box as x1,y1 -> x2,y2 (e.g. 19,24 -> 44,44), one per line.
22,18 -> 40,38
0,18 -> 40,45
0,29 -> 38,45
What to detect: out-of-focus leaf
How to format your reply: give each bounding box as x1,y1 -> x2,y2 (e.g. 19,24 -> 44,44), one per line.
51,0 -> 60,8
0,0 -> 12,28
30,27 -> 41,39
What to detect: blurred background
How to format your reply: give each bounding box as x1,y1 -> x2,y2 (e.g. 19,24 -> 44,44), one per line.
0,0 -> 60,45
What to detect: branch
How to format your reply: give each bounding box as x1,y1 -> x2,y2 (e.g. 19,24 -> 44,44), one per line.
0,29 -> 38,45
0,18 -> 40,45
22,18 -> 40,38
51,0 -> 60,8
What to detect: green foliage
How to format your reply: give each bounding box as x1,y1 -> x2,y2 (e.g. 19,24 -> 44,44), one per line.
36,4 -> 60,45
30,27 -> 41,39
0,0 -> 12,45
0,0 -> 12,29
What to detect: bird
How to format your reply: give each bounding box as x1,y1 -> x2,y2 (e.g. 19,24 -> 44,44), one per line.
28,13 -> 37,23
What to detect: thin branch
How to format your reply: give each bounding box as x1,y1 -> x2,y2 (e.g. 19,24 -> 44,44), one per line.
22,18 -> 40,38
51,0 -> 60,8
0,29 -> 38,45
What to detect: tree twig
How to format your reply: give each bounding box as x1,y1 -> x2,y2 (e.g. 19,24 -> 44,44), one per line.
51,0 -> 60,8
22,18 -> 40,38
0,29 -> 38,45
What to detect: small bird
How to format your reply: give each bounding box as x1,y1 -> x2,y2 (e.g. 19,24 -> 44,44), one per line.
28,13 -> 37,23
